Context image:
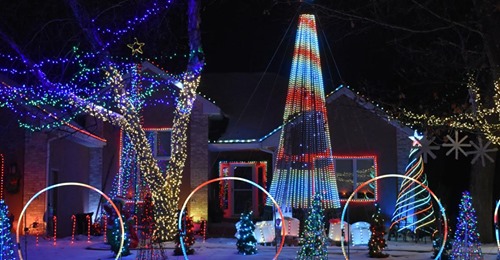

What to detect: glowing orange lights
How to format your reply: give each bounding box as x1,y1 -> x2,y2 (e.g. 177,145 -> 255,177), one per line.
16,182 -> 125,260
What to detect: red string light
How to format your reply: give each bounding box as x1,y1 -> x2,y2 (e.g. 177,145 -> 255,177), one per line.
86,215 -> 91,242
36,231 -> 39,246
133,215 -> 138,239
53,216 -> 57,246
71,215 -> 76,244
103,214 -> 108,243
201,219 -> 207,243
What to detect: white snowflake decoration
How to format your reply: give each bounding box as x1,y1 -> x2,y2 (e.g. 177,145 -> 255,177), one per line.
466,136 -> 498,167
442,131 -> 471,160
410,131 -> 440,163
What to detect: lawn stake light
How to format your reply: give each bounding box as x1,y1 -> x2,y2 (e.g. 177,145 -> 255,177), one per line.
16,182 -> 125,260
86,214 -> 91,242
53,216 -> 57,246
71,215 -> 76,244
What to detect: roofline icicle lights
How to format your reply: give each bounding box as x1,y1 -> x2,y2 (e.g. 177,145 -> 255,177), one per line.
267,14 -> 341,209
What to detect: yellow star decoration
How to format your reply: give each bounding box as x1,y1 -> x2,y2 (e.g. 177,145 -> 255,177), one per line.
127,37 -> 145,55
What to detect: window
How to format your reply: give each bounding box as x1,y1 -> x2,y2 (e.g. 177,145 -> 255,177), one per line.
145,128 -> 172,173
334,156 -> 378,201
145,129 -> 172,159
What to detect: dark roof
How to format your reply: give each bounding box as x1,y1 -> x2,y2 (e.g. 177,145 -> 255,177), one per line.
199,72 -> 288,141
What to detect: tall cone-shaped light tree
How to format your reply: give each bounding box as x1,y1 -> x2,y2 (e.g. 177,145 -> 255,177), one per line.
267,13 -> 341,210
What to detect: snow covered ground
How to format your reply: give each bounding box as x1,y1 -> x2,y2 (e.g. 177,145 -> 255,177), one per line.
14,234 -> 500,260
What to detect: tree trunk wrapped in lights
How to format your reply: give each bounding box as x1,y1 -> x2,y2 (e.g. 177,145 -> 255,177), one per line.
0,0 -> 203,242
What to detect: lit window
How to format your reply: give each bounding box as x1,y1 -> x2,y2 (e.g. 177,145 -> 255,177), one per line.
334,156 -> 378,201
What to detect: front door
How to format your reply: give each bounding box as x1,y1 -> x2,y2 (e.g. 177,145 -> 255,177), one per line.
219,161 -> 268,218
232,166 -> 255,215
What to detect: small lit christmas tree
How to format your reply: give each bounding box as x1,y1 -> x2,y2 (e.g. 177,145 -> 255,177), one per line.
174,214 -> 195,255
0,200 -> 16,260
432,215 -> 452,259
451,191 -> 483,260
107,215 -> 131,256
368,203 -> 389,258
297,194 -> 327,260
235,211 -> 257,255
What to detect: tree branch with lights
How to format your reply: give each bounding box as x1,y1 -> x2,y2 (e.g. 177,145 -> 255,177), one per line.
0,0 -> 203,242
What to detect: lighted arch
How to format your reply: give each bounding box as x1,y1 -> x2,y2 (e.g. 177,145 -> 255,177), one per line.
178,176 -> 285,260
340,174 -> 447,260
494,200 -> 500,254
16,182 -> 125,260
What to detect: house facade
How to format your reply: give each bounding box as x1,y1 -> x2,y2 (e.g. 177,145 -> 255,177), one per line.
1,64 -> 414,237
201,73 -> 414,223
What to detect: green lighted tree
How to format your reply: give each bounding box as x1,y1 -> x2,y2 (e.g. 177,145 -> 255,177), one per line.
297,194 -> 327,260
432,215 -> 452,259
235,211 -> 257,255
368,204 -> 389,258
0,200 -> 15,260
107,215 -> 131,256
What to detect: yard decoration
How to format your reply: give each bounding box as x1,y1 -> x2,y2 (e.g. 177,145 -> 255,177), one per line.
351,221 -> 371,246
174,214 -> 195,255
391,131 -> 436,238
368,203 -> 389,258
450,191 -> 483,259
341,174 -> 448,260
495,200 -> 500,260
0,0 -> 204,242
297,194 -> 328,260
108,215 -> 131,256
16,182 -> 125,260
0,200 -> 15,259
266,13 -> 340,210
178,176 -> 285,260
235,211 -> 258,255
432,215 -> 452,259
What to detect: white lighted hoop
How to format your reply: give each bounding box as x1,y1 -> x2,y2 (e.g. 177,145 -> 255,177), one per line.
340,174 -> 447,260
494,200 -> 500,253
178,177 -> 285,260
16,182 -> 125,260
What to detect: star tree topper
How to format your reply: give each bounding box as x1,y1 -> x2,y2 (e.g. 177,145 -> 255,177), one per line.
127,37 -> 145,55
442,130 -> 471,160
467,136 -> 498,167
410,130 -> 439,163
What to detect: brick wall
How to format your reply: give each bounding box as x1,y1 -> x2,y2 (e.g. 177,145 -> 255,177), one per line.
188,103 -> 209,222
23,132 -> 48,234
87,147 -> 103,215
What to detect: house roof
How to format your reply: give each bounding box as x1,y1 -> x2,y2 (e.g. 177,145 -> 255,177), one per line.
199,72 -> 289,141
203,78 -> 414,151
